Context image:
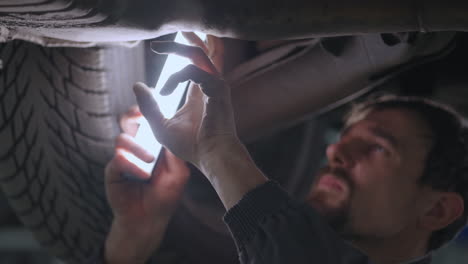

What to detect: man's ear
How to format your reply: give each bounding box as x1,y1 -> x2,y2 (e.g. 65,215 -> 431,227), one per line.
420,192 -> 464,231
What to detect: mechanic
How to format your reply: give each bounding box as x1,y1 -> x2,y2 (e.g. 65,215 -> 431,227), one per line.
92,38 -> 468,264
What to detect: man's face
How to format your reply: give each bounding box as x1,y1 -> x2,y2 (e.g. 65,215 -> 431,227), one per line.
307,108 -> 434,240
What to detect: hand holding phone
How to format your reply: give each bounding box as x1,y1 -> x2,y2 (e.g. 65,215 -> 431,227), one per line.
129,32 -> 207,176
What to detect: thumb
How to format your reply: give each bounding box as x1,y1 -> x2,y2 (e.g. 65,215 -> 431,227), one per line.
133,82 -> 167,142
149,150 -> 190,214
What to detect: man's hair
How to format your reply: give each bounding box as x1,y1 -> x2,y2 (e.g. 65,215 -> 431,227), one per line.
344,94 -> 468,251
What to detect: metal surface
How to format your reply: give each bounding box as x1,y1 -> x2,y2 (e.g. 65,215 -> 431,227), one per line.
1,0 -> 468,42
230,32 -> 456,143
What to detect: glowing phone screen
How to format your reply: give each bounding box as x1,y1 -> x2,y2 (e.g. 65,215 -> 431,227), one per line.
127,32 -> 206,175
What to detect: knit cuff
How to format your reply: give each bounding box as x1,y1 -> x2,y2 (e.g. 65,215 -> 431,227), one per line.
223,181 -> 292,249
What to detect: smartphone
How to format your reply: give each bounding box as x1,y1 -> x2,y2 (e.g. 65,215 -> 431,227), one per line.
127,32 -> 206,176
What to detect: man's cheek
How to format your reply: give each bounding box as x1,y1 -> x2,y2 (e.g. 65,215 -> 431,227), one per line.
351,194 -> 397,234
347,199 -> 384,235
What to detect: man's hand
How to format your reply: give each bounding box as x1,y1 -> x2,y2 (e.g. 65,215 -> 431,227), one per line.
134,35 -> 267,210
133,34 -> 238,168
104,109 -> 190,264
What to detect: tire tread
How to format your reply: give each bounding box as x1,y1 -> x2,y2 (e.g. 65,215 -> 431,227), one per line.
0,40 -> 142,263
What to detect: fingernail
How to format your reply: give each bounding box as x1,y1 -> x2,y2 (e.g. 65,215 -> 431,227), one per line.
133,82 -> 150,97
133,82 -> 144,92
127,106 -> 140,116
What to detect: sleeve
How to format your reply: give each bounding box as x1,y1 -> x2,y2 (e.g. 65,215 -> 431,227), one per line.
84,244 -> 107,264
84,244 -> 155,264
223,181 -> 373,264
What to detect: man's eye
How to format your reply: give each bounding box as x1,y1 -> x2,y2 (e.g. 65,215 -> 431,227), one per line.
371,144 -> 386,153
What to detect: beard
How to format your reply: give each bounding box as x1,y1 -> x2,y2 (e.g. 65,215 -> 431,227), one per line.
306,166 -> 354,235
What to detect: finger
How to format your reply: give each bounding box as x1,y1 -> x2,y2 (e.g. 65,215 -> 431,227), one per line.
105,151 -> 151,183
182,32 -> 208,54
105,157 -> 121,183
115,134 -> 155,163
164,149 -> 190,177
184,82 -> 204,107
114,149 -> 152,181
149,150 -> 190,209
119,106 -> 142,136
125,105 -> 141,117
206,35 -> 225,65
150,41 -> 218,75
133,82 -> 167,141
161,64 -> 226,98
120,118 -> 140,137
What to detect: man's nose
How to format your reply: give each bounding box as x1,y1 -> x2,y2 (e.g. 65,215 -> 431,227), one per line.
325,141 -> 354,168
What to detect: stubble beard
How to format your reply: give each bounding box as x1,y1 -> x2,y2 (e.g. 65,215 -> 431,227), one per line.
308,188 -> 351,234
307,167 -> 355,236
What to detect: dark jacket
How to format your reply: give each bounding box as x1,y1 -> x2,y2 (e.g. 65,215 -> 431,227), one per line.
223,181 -> 431,264
89,181 -> 431,264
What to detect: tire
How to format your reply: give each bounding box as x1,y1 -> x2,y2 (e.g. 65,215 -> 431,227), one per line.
0,40 -> 148,263
0,0 -> 161,43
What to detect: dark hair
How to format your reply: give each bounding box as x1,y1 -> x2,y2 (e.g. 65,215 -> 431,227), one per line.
345,94 -> 468,251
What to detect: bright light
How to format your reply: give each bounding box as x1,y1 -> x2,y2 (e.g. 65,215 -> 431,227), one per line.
133,32 -> 207,175
120,149 -> 149,175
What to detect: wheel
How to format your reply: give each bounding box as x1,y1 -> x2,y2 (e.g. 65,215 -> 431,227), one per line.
0,40 -> 149,263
